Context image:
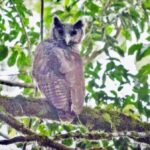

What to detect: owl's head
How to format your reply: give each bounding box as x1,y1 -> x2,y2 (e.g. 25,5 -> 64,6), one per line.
52,16 -> 84,46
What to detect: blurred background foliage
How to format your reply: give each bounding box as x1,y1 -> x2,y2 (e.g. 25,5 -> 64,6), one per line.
0,0 -> 150,149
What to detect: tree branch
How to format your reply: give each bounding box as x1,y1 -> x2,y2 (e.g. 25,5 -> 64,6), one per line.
0,79 -> 34,88
0,135 -> 35,145
83,49 -> 103,64
0,113 -> 74,150
0,134 -> 74,150
0,95 -> 149,132
0,113 -> 34,135
53,131 -> 150,145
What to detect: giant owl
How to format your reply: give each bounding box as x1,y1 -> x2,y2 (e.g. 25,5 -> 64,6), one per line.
32,16 -> 85,122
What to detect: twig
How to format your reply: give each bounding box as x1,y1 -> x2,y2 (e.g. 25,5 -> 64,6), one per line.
0,135 -> 35,145
53,131 -> 111,141
0,79 -> 34,88
40,0 -> 44,41
114,26 -> 121,39
128,132 -> 150,145
53,131 -> 150,145
0,135 -> 74,150
83,49 -> 103,64
0,113 -> 74,150
0,113 -> 34,135
83,43 -> 108,64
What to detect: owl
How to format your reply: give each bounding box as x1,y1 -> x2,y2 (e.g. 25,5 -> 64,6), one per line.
32,16 -> 85,122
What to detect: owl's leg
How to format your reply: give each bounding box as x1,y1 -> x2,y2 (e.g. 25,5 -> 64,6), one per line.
75,114 -> 84,126
70,105 -> 83,126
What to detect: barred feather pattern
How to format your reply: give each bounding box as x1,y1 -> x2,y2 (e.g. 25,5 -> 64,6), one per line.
32,39 -> 85,122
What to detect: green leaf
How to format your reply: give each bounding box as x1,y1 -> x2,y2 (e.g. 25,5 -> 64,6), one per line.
145,107 -> 150,118
143,0 -> 150,9
18,74 -> 32,83
62,138 -> 73,146
23,88 -> 34,96
137,46 -> 150,61
106,61 -> 115,71
102,113 -> 112,124
139,64 -> 150,75
0,45 -> 8,61
128,43 -> 143,55
17,52 -> 31,67
115,46 -> 124,56
136,101 -> 144,114
7,51 -> 18,66
20,34 -> 26,45
63,124 -> 74,132
106,25 -> 113,34
130,8 -> 139,23
64,0 -> 70,7
118,86 -> 123,91
121,29 -> 131,40
112,2 -> 125,10
85,1 -> 100,14
37,124 -> 48,136
91,33 -> 101,41
132,25 -> 140,40
46,122 -> 59,134
146,36 -> 150,41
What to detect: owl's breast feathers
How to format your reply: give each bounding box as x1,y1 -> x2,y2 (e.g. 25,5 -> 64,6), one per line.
32,40 -> 85,121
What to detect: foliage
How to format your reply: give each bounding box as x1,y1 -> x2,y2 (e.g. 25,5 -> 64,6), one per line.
0,0 -> 150,149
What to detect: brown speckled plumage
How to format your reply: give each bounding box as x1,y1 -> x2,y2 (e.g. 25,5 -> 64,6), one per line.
32,17 -> 84,122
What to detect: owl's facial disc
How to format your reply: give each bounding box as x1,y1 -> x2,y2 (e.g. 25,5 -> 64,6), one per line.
53,16 -> 84,45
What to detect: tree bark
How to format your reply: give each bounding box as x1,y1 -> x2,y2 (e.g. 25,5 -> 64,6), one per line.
0,95 -> 150,132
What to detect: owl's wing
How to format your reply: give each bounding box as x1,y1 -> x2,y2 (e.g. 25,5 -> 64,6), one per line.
32,41 -> 84,121
33,42 -> 69,110
55,49 -> 85,115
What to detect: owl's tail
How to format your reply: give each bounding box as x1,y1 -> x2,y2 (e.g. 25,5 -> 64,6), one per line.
58,110 -> 75,123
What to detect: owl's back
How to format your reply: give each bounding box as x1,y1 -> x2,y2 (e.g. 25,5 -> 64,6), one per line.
32,39 -> 85,122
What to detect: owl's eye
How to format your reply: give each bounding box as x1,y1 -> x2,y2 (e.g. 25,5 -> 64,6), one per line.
70,30 -> 77,36
58,28 -> 64,35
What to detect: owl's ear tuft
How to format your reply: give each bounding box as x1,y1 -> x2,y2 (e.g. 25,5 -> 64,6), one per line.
74,20 -> 83,29
53,16 -> 62,28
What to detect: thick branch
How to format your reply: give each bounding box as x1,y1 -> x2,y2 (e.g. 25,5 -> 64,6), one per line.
0,95 -> 150,132
0,134 -> 73,150
0,79 -> 34,88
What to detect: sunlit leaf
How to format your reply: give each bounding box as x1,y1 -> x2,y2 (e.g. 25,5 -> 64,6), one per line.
143,0 -> 150,9
7,51 -> 18,66
139,64 -> 150,75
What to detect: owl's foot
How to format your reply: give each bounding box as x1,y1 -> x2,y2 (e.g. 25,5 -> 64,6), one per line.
58,110 -> 75,123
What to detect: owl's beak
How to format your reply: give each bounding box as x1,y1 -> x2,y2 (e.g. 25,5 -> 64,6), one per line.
65,34 -> 71,45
